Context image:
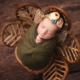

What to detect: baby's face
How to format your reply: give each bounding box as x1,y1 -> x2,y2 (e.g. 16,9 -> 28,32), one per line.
37,17 -> 59,40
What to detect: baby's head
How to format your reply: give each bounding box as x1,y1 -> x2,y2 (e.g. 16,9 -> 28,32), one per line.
36,12 -> 64,43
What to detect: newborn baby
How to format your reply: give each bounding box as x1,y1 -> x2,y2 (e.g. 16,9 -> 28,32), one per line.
17,12 -> 64,70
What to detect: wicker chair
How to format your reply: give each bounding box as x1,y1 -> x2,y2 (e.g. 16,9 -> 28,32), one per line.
1,2 -> 80,80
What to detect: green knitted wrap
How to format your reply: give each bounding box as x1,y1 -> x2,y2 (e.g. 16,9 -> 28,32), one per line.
17,24 -> 57,70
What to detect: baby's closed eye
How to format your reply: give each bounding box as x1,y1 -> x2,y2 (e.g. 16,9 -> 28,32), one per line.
47,31 -> 53,35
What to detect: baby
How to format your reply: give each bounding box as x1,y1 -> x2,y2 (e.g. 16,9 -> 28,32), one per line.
17,11 -> 64,70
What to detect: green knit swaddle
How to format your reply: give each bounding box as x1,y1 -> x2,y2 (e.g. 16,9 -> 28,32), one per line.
17,24 -> 57,70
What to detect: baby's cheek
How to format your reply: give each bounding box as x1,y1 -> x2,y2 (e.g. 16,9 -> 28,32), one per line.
37,27 -> 42,34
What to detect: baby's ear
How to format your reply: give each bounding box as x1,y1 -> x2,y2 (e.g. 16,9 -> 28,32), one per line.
34,9 -> 44,23
56,18 -> 64,28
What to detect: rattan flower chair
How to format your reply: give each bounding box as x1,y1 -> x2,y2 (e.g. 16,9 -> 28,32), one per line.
1,2 -> 80,80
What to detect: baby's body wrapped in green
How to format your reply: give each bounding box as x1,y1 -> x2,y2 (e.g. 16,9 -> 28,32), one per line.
17,24 -> 56,70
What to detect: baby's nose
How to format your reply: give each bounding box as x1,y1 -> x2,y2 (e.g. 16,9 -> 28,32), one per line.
42,29 -> 47,34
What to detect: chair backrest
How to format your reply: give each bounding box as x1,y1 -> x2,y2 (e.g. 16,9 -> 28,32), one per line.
57,34 -> 80,63
16,2 -> 41,26
1,22 -> 22,47
43,54 -> 69,80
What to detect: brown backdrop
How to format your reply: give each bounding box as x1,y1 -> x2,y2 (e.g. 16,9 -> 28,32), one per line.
0,0 -> 80,80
